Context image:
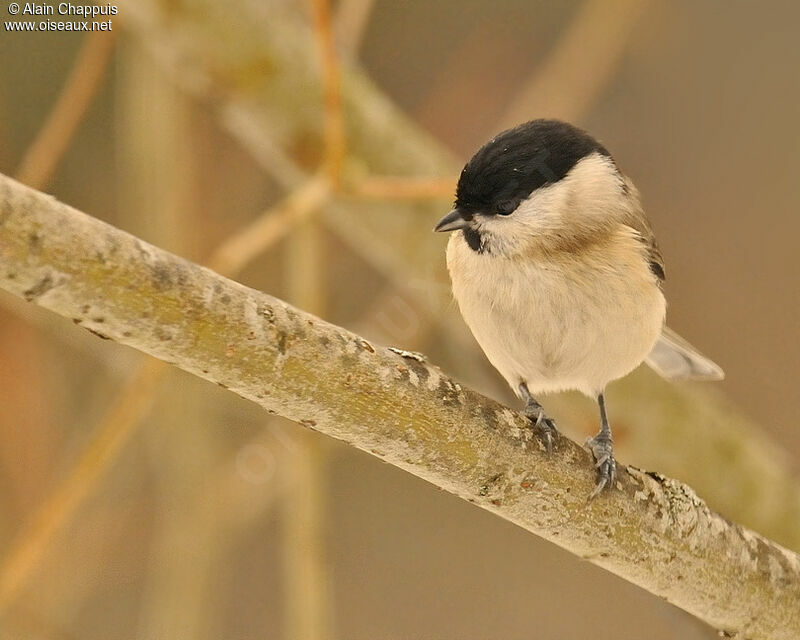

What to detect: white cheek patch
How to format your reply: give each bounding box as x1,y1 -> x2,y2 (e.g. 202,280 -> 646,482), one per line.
470,152 -> 627,256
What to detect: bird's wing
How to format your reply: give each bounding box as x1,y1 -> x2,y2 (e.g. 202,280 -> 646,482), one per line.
645,326 -> 724,381
616,178 -> 718,379
640,231 -> 665,284
619,178 -> 665,284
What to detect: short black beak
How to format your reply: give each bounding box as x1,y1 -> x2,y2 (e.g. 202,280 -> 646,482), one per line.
434,208 -> 469,232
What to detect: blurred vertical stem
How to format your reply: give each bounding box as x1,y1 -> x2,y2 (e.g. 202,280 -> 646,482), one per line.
279,2 -> 341,633
496,0 -> 650,128
283,217 -> 333,640
310,0 -> 345,186
116,42 -> 222,639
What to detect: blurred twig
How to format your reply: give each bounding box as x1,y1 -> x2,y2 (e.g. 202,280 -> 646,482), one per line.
2,21 -> 119,358
310,0 -> 346,186
2,29 -> 118,359
208,174 -> 330,274
283,435 -> 330,640
15,31 -> 117,189
280,5 -> 339,635
2,180 -> 799,640
0,357 -> 164,609
496,0 -> 650,128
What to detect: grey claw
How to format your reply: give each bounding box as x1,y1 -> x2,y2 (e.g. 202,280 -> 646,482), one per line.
588,476 -> 608,501
523,406 -> 558,453
585,434 -> 616,498
541,427 -> 553,454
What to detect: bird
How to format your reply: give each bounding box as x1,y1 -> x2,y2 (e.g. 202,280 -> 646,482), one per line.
434,119 -> 723,497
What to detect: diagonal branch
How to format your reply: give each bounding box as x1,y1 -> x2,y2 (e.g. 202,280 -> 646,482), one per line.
1,176 -> 799,640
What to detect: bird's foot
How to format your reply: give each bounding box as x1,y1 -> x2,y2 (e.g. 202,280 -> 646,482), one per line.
585,432 -> 616,499
522,404 -> 558,453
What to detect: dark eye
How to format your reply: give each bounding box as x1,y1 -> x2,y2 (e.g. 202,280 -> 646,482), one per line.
496,200 -> 517,216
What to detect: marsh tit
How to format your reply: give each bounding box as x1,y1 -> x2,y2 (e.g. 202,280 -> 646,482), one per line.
434,119 -> 723,496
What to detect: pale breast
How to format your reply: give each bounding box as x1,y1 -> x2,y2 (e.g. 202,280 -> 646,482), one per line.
446,227 -> 666,397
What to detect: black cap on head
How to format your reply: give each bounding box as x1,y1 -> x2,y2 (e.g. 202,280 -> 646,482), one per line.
454,119 -> 612,217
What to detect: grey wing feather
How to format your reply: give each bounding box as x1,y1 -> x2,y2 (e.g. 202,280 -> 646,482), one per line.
645,326 -> 724,381
619,177 -> 665,284
619,176 -> 720,379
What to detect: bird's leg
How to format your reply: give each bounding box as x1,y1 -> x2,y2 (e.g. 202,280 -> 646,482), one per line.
585,392 -> 617,498
518,382 -> 558,453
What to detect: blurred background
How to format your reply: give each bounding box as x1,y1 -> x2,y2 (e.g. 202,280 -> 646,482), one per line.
0,0 -> 798,638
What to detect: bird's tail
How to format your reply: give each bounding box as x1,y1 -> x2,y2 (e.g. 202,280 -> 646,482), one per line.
645,326 -> 724,381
